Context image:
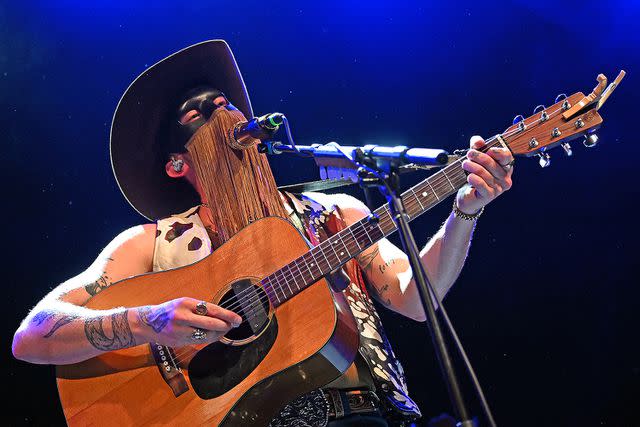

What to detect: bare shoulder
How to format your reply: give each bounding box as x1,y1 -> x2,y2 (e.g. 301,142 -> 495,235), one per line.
58,223 -> 157,304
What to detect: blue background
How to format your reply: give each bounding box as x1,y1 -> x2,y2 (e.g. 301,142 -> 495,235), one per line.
2,1 -> 638,425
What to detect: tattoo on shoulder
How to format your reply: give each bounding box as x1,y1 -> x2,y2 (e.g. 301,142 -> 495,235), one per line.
85,273 -> 112,296
137,306 -> 170,333
84,310 -> 135,351
357,247 -> 380,273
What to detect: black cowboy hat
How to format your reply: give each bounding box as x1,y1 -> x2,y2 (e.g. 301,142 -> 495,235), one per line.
110,40 -> 253,221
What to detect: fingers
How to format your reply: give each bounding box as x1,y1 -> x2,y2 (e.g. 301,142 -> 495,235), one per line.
461,135 -> 515,205
487,147 -> 514,170
470,135 -> 485,149
188,314 -> 236,332
467,173 -> 495,200
462,159 -> 498,188
185,298 -> 243,326
466,149 -> 508,180
204,303 -> 243,326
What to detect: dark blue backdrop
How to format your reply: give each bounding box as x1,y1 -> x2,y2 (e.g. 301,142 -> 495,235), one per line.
2,1 -> 638,425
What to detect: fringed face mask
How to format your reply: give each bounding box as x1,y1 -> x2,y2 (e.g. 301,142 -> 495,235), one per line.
168,86 -> 239,154
184,106 -> 288,243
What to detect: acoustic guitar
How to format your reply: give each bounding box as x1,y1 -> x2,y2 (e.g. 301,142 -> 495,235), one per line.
56,72 -> 625,426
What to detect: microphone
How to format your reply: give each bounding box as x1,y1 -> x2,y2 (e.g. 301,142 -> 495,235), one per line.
229,113 -> 284,150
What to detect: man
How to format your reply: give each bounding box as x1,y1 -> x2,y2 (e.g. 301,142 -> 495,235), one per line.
12,40 -> 513,426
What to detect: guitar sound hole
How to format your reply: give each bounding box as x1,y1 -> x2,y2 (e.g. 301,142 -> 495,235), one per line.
219,278 -> 271,342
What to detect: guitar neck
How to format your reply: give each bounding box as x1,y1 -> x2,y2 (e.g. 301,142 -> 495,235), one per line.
263,137 -> 504,307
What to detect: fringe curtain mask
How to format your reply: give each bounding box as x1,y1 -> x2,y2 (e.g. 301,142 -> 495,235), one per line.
185,108 -> 288,243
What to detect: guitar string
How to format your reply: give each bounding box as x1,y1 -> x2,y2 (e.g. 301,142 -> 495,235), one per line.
170,171 -> 470,363
178,117 -> 529,325
214,100 -> 566,315
184,135 -> 485,318
170,156 -> 475,363
193,137 -> 494,322
170,104 -> 566,363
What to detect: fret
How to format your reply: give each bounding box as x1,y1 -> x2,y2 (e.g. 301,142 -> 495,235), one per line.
308,250 -> 321,276
283,265 -> 295,295
292,260 -> 305,290
302,254 -> 316,281
316,244 -> 332,272
443,168 -> 456,191
325,236 -> 341,263
427,180 -> 440,201
356,220 -> 373,247
337,234 -> 351,258
411,188 -> 425,210
348,227 -> 362,251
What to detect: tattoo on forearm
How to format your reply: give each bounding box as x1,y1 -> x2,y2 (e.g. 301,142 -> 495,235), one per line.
84,310 -> 135,351
85,273 -> 112,296
357,247 -> 379,273
137,306 -> 170,333
44,314 -> 80,338
31,310 -> 56,326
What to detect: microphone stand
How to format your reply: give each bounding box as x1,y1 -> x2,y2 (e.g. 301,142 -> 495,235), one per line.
261,137 -> 476,426
353,148 -> 475,427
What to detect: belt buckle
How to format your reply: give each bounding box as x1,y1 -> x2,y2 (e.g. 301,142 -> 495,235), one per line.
345,389 -> 379,414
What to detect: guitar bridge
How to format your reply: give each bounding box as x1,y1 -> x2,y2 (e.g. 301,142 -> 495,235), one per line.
150,343 -> 189,397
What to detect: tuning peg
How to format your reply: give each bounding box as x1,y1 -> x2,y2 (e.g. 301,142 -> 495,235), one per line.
533,105 -> 546,114
512,115 -> 524,125
537,152 -> 551,168
561,143 -> 573,156
555,93 -> 568,103
583,133 -> 599,148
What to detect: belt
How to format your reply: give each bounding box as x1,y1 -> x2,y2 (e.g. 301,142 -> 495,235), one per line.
322,388 -> 381,419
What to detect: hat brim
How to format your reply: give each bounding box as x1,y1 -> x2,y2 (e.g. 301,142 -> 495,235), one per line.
110,40 -> 253,221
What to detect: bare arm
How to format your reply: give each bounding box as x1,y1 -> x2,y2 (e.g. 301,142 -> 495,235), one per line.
333,136 -> 514,322
12,224 -> 243,365
12,225 -> 157,364
354,211 -> 476,321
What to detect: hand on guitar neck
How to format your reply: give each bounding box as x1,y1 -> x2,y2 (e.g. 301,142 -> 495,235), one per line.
457,136 -> 514,215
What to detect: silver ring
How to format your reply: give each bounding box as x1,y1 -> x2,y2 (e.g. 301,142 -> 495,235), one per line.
191,328 -> 207,341
195,301 -> 208,316
502,159 -> 515,171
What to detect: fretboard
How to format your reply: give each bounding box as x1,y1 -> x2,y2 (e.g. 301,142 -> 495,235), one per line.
262,138 -> 502,307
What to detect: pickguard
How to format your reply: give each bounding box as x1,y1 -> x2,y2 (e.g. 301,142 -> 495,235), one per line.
188,317 -> 278,399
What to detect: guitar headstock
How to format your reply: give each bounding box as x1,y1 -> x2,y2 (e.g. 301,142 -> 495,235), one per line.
501,71 -> 625,167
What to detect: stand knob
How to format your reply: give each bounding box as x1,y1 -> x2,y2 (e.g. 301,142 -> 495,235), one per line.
583,133 -> 599,148
561,143 -> 573,157
538,152 -> 551,168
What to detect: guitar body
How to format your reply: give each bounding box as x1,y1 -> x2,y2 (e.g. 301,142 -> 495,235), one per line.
56,217 -> 360,426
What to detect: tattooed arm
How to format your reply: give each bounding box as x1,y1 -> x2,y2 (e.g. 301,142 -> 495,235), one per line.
328,193 -> 477,322
11,224 -> 157,364
13,223 -> 243,365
